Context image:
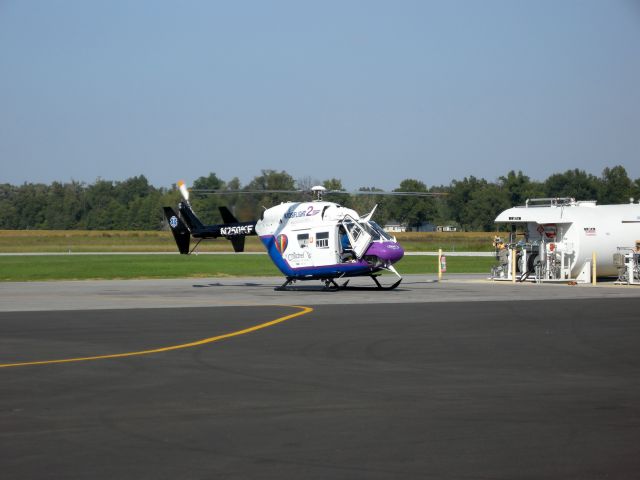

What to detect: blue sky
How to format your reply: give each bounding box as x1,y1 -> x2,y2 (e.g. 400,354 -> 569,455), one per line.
1,0 -> 639,190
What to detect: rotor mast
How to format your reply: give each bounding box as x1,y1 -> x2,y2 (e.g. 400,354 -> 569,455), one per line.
311,185 -> 326,201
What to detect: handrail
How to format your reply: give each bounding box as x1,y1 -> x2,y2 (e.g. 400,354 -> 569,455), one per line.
525,197 -> 575,208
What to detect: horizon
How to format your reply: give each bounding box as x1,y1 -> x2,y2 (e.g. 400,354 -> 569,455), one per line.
1,164 -> 637,192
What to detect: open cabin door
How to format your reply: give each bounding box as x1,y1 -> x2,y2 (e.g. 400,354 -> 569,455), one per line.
342,215 -> 372,259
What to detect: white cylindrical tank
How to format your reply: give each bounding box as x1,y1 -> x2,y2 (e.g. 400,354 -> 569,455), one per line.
495,199 -> 640,277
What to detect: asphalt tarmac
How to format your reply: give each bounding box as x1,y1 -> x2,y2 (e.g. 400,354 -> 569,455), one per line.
2,284 -> 640,479
3,274 -> 640,311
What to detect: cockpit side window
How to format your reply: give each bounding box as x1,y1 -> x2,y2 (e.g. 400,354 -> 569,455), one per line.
357,220 -> 392,241
368,221 -> 393,241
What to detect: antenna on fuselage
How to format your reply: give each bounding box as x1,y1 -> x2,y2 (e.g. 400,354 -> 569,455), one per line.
311,185 -> 326,201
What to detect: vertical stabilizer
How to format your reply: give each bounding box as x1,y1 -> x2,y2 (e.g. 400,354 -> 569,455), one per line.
163,207 -> 191,254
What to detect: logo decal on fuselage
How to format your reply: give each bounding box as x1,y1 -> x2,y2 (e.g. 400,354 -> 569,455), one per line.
276,234 -> 288,253
287,251 -> 312,262
283,206 -> 320,219
169,216 -> 178,228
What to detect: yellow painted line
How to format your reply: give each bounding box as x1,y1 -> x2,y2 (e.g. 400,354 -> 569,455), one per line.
0,305 -> 313,369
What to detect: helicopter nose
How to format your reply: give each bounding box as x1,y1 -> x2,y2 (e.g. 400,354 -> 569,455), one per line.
365,241 -> 404,264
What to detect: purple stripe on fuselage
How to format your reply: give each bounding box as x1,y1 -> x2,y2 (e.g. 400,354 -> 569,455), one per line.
364,241 -> 404,264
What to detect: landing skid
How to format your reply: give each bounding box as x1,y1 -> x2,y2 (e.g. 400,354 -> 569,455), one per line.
273,274 -> 401,291
370,274 -> 402,290
365,263 -> 403,290
322,278 -> 349,291
274,277 -> 350,291
275,277 -> 296,291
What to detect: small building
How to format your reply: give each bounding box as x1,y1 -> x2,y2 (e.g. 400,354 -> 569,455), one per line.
436,225 -> 458,232
384,221 -> 437,232
383,221 -> 407,233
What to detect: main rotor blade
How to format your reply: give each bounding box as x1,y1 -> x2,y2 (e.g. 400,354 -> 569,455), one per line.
190,189 -> 303,195
342,191 -> 446,197
190,189 -> 446,197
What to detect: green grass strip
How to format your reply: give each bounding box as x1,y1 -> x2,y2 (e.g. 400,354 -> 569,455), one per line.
398,255 -> 494,274
0,254 -> 496,281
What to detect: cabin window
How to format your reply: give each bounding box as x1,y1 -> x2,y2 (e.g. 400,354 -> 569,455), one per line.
297,233 -> 309,248
316,231 -> 329,248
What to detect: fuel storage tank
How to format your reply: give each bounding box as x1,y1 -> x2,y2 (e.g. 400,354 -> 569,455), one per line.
494,198 -> 640,278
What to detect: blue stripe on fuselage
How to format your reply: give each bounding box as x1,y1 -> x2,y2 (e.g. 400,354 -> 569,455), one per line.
260,235 -> 376,279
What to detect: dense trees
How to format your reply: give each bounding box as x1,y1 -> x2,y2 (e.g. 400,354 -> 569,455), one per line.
391,179 -> 435,231
0,175 -> 171,230
1,166 -> 638,231
543,169 -> 600,200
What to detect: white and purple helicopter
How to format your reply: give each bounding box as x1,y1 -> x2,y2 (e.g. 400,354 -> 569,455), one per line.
164,181 -> 438,290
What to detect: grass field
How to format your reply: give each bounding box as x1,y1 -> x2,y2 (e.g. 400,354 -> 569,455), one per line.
0,230 -> 497,253
0,254 -> 495,281
0,230 -> 497,281
0,230 -> 213,253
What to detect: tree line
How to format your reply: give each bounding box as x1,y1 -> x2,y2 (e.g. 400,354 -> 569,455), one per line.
1,166 -> 638,232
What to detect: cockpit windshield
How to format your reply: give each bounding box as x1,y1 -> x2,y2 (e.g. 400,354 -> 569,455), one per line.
361,221 -> 393,241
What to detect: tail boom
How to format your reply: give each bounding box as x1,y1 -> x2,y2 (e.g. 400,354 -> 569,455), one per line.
163,203 -> 256,254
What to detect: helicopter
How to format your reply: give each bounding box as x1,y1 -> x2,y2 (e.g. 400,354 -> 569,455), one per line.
163,180 -> 440,290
